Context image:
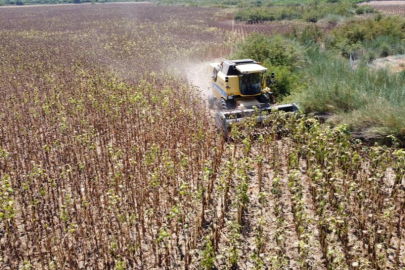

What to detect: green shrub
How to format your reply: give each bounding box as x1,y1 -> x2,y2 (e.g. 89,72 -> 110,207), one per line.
379,42 -> 391,58
264,63 -> 300,98
365,51 -> 376,63
331,16 -> 405,44
325,16 -> 405,58
297,25 -> 323,45
303,10 -> 321,23
355,6 -> 364,15
355,5 -> 374,15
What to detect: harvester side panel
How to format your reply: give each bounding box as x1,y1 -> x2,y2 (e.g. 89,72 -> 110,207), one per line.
212,81 -> 227,99
212,69 -> 240,99
227,76 -> 240,96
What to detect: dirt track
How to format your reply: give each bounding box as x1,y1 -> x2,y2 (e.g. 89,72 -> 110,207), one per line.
360,1 -> 405,6
360,0 -> 405,14
184,60 -> 214,99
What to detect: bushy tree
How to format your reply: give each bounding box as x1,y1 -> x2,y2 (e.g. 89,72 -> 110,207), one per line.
233,34 -> 301,70
232,34 -> 303,99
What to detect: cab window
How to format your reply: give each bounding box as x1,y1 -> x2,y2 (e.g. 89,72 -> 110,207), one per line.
240,73 -> 262,95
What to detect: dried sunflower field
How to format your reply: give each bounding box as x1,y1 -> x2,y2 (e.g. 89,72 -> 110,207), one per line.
0,3 -> 404,270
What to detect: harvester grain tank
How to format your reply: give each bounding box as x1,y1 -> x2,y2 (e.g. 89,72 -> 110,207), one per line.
208,59 -> 299,136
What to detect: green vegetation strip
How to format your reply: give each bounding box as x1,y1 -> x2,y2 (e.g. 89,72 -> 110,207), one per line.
233,14 -> 405,141
234,2 -> 374,23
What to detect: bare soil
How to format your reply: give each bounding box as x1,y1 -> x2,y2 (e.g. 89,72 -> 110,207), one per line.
369,54 -> 405,73
183,60 -> 214,99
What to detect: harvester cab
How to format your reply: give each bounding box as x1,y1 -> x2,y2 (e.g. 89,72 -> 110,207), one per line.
208,59 -> 299,137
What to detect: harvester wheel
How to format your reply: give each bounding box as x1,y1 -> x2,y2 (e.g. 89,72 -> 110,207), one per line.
208,95 -> 215,109
257,94 -> 270,106
218,98 -> 235,110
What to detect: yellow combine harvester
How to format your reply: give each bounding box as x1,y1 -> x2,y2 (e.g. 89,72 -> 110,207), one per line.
208,59 -> 299,136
